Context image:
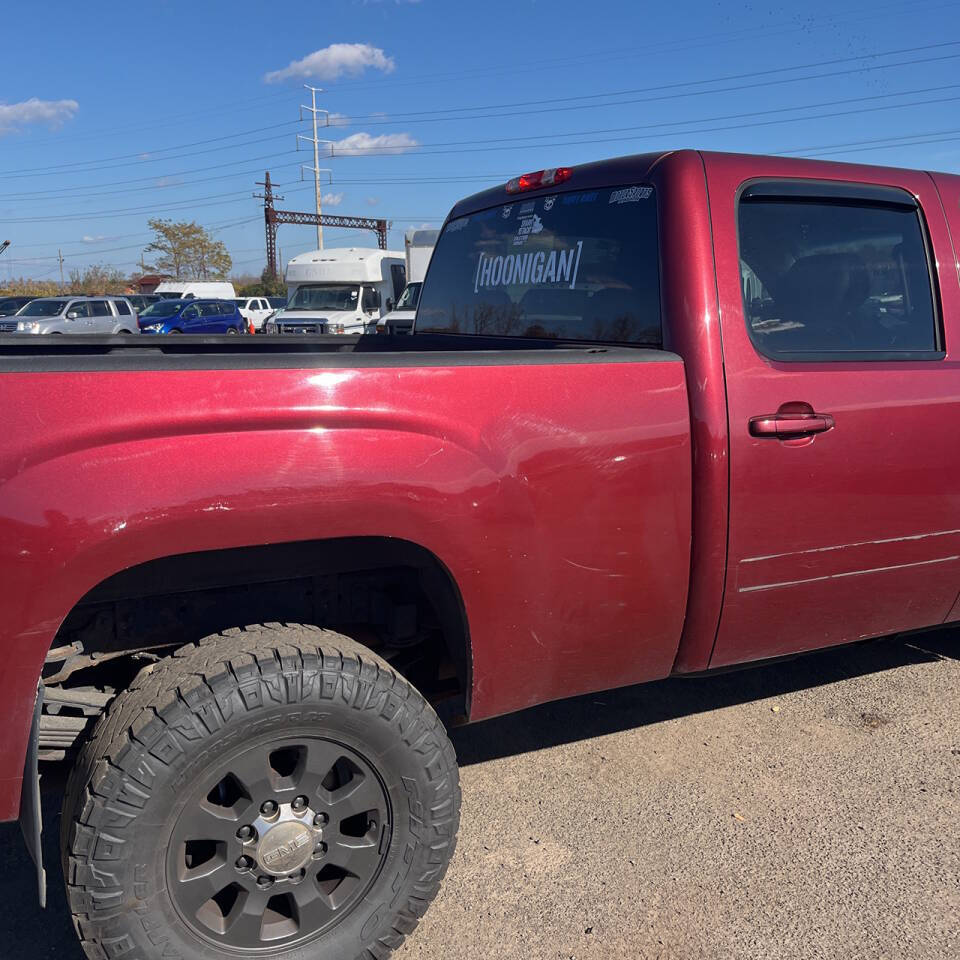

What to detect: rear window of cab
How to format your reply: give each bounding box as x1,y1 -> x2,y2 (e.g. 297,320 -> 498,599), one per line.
416,185 -> 660,345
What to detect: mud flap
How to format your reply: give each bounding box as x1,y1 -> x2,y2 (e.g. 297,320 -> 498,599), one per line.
18,685 -> 45,908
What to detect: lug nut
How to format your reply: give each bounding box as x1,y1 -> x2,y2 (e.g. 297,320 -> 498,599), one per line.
291,796 -> 308,813
256,875 -> 273,888
260,800 -> 278,817
235,856 -> 253,871
317,841 -> 327,855
313,812 -> 328,827
236,825 -> 255,841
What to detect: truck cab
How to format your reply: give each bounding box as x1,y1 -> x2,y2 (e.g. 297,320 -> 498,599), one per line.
269,247 -> 406,335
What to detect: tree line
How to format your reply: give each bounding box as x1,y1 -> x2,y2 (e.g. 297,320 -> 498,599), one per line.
1,219 -> 238,296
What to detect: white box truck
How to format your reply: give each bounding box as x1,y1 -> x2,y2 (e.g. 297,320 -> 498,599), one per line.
267,247 -> 406,336
384,229 -> 438,335
153,280 -> 237,300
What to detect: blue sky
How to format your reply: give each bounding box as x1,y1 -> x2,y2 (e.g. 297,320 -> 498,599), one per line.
3,0 -> 960,281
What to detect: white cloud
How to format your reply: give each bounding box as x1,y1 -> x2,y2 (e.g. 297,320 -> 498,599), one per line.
265,43 -> 394,84
331,131 -> 418,155
326,112 -> 351,127
322,192 -> 343,207
366,196 -> 381,206
0,98 -> 78,136
82,235 -> 107,244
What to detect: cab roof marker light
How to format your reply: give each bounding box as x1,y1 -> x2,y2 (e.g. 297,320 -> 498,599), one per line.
506,167 -> 573,194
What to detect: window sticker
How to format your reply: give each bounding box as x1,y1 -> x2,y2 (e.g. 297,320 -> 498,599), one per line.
473,242 -> 584,293
501,205 -> 513,219
609,186 -> 653,204
519,201 -> 536,215
562,191 -> 599,205
513,213 -> 544,246
543,196 -> 557,211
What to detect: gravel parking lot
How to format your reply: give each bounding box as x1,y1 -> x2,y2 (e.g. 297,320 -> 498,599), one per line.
2,630 -> 957,960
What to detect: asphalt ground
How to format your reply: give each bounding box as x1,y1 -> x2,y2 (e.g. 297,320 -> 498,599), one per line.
2,629 -> 957,960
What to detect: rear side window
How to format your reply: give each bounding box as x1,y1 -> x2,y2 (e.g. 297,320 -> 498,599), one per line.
90,301 -> 111,317
738,190 -> 939,358
115,300 -> 131,315
218,302 -> 234,315
417,184 -> 660,344
199,303 -> 219,317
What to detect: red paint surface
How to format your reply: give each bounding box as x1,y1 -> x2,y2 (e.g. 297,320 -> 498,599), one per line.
0,361 -> 691,819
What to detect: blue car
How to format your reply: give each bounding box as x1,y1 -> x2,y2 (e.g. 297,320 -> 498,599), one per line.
138,298 -> 246,335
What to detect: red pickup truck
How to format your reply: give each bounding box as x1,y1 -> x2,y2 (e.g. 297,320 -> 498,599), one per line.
2,149 -> 958,960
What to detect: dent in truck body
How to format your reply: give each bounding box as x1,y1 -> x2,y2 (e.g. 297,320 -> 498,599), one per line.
0,354 -> 691,821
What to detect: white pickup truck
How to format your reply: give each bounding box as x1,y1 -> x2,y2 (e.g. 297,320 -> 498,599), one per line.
233,297 -> 275,332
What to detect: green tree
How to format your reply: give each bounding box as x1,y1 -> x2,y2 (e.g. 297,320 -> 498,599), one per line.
144,219 -> 232,280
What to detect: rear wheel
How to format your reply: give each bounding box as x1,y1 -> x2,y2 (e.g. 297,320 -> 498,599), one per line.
227,327 -> 239,335
61,624 -> 460,960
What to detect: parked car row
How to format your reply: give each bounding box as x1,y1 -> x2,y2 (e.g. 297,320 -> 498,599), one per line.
0,295 -> 251,335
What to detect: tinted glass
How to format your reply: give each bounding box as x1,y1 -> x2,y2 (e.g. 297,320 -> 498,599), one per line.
68,301 -> 91,318
739,198 -> 937,356
90,301 -> 111,317
115,300 -> 131,315
396,282 -> 421,310
362,287 -> 379,311
19,299 -> 68,317
199,302 -> 219,317
288,285 -> 360,311
417,185 -> 660,343
218,302 -> 233,315
141,301 -> 183,318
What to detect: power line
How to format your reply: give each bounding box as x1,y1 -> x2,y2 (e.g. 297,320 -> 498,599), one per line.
6,38 -> 959,184
335,39 -> 960,126
321,0 -> 957,92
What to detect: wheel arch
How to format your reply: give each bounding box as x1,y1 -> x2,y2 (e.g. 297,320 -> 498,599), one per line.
51,535 -> 473,720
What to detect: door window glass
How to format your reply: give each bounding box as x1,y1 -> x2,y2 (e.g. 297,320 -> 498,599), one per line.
738,194 -> 938,357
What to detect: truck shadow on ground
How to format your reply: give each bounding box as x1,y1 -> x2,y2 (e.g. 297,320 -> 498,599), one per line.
0,627 -> 956,958
450,627 -> 959,766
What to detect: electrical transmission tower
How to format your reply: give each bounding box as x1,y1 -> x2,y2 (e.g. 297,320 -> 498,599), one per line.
297,85 -> 334,250
255,171 -> 390,280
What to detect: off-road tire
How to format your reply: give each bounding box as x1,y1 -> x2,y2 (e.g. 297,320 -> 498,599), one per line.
60,623 -> 461,960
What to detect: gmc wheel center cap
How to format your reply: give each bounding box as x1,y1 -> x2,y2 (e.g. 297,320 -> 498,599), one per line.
256,821 -> 315,875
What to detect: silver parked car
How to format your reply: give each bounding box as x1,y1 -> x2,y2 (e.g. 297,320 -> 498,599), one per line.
9,296 -> 139,335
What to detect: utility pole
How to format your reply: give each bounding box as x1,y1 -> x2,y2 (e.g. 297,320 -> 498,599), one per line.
58,249 -> 64,290
297,85 -> 334,250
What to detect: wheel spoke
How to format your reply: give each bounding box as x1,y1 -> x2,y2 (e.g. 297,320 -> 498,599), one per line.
328,774 -> 385,819
174,862 -> 233,919
227,749 -> 277,802
225,889 -> 270,944
171,806 -> 236,846
297,740 -> 350,799
293,880 -> 338,928
328,836 -> 382,879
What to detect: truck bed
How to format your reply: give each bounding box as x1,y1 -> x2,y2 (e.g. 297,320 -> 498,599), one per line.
0,336 -> 691,817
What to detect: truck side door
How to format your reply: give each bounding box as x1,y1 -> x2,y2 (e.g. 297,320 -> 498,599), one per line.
704,156 -> 960,667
